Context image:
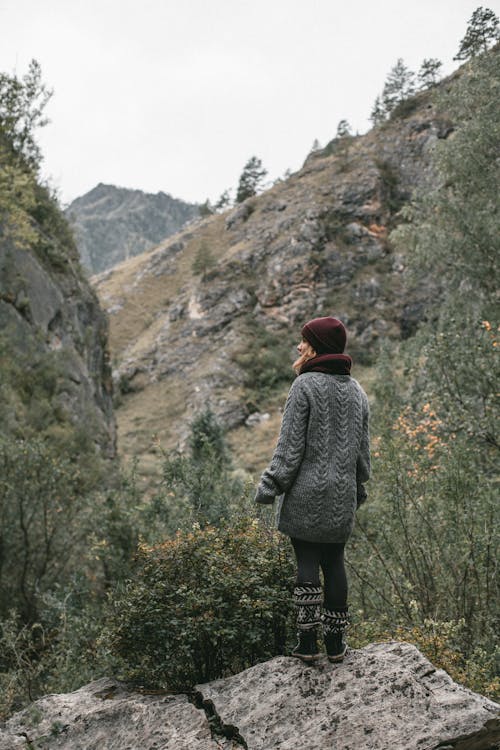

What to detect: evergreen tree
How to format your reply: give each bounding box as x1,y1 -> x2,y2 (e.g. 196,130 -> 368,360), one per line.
381,58 -> 416,115
454,6 -> 500,60
310,138 -> 321,152
236,156 -> 267,203
161,408 -> 240,526
192,241 -> 215,279
0,59 -> 51,170
417,58 -> 443,89
336,119 -> 352,137
214,189 -> 231,211
370,95 -> 386,126
198,199 -> 214,217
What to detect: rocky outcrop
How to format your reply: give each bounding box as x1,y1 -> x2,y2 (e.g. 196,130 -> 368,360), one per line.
66,183 -> 199,273
93,82 -> 451,468
1,643 -> 498,749
0,237 -> 116,456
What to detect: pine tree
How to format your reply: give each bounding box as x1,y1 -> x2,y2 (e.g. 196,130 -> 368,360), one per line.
0,58 -> 52,169
214,189 -> 231,211
236,156 -> 267,203
381,58 -> 416,115
336,119 -> 352,138
370,95 -> 386,126
418,58 -> 443,89
198,199 -> 214,217
192,241 -> 215,278
454,6 -> 499,60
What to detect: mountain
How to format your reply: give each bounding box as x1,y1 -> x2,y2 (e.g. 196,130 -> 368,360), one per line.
92,80 -> 457,477
65,183 -> 199,274
1,644 -> 499,749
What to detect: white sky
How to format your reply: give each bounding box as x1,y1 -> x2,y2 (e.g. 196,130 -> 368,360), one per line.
1,0 -> 497,206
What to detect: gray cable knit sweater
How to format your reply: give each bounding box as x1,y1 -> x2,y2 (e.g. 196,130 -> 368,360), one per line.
255,372 -> 370,543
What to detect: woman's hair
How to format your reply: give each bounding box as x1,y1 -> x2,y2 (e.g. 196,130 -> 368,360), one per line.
292,338 -> 316,374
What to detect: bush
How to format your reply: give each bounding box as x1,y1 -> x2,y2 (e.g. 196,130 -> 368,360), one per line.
107,518 -> 295,690
232,323 -> 295,409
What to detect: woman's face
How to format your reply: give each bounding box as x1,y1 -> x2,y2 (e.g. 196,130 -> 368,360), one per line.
297,337 -> 316,360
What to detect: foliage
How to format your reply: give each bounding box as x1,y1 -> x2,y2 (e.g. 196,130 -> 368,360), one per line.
417,58 -> 443,89
106,518 -> 295,690
351,417 -> 498,624
214,189 -> 232,211
392,46 -> 499,452
370,58 -> 416,125
147,409 -> 250,531
0,437 -> 94,621
236,156 -> 267,203
336,119 -> 352,138
192,240 -> 216,278
232,323 -> 295,410
375,159 -> 404,215
348,45 -> 500,702
198,199 -> 214,217
347,391 -> 499,699
0,142 -> 38,246
370,56 -> 443,125
454,6 -> 499,60
0,61 -> 79,263
370,95 -> 385,126
0,59 -> 51,170
0,585 -> 127,719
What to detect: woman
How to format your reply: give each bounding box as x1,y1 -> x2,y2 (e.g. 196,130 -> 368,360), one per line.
255,316 -> 370,663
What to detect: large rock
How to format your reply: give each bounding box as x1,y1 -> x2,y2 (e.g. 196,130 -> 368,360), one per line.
0,678 -> 230,750
0,239 -> 116,456
1,643 -> 498,750
199,642 -> 500,750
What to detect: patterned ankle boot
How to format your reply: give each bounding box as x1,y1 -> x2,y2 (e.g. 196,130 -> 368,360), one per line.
291,583 -> 322,663
322,608 -> 349,662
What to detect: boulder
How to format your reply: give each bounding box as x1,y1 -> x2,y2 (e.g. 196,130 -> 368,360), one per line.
1,643 -> 498,750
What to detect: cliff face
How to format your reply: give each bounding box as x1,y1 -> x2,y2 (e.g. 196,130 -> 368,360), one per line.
66,183 -> 199,273
1,643 -> 498,749
0,233 -> 116,457
93,84 -> 452,473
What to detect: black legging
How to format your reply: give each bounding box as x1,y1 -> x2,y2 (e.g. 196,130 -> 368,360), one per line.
291,537 -> 347,611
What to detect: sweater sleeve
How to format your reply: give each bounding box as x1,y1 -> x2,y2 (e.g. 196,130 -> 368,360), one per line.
356,391 -> 371,506
255,377 -> 310,504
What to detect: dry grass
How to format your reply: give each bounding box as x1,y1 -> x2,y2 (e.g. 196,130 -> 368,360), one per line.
96,213 -> 232,360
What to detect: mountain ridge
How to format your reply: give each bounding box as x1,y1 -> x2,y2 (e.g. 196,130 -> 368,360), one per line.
66,183 -> 199,273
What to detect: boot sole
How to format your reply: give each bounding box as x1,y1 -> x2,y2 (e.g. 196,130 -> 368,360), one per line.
327,646 -> 347,663
291,652 -> 321,663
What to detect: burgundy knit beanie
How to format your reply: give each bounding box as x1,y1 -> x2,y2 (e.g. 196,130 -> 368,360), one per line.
301,316 -> 347,354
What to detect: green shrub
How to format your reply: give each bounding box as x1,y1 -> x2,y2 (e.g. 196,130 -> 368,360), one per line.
107,518 -> 295,690
232,324 -> 295,409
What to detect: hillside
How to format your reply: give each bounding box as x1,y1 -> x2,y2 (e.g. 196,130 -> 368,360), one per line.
66,183 -> 199,273
93,82 -> 454,478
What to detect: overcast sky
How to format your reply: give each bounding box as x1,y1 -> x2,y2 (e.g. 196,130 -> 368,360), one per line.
1,0 -> 497,206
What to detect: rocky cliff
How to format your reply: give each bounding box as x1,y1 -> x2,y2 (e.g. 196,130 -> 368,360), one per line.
93,82 -> 453,475
0,230 -> 116,457
66,183 -> 199,273
1,643 -> 498,749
